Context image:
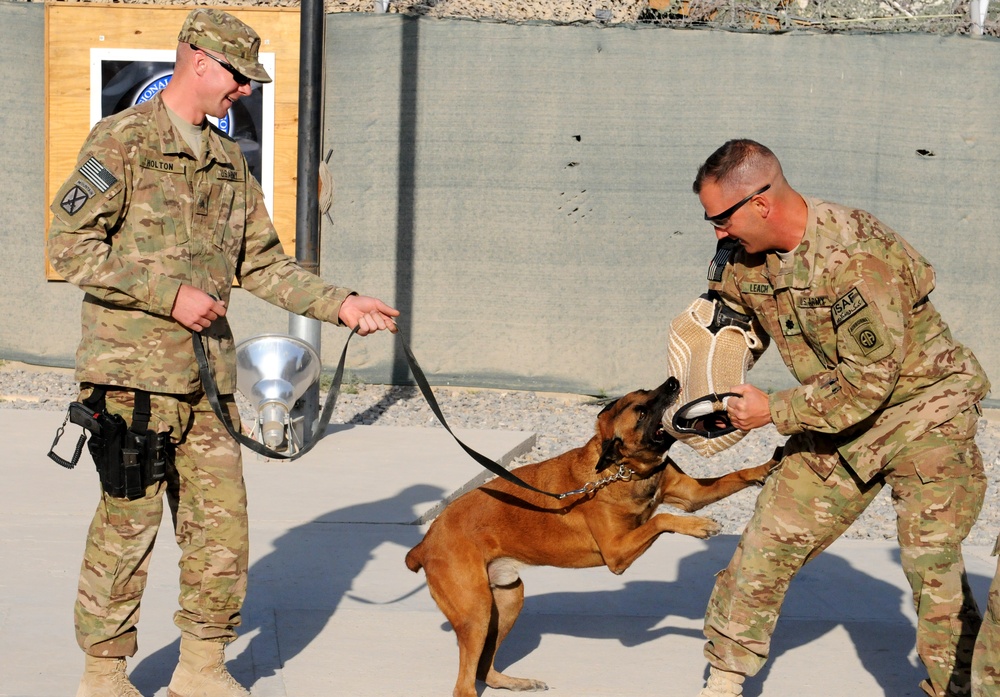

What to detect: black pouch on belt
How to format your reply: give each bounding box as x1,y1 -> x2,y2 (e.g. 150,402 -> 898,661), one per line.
130,390 -> 170,487
88,407 -> 134,498
83,387 -> 166,500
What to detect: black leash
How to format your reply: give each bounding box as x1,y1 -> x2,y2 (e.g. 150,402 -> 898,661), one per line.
192,328 -> 571,499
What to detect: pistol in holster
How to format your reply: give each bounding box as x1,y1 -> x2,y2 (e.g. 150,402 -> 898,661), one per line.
48,386 -> 172,500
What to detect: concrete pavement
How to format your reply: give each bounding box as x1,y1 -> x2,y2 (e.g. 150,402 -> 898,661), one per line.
1,406 -> 996,697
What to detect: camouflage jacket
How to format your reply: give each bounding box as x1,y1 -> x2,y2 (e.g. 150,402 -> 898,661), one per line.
47,94 -> 353,395
709,197 -> 990,481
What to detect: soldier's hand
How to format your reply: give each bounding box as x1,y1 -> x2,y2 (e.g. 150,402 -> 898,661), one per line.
171,284 -> 227,331
726,384 -> 772,431
338,295 -> 399,336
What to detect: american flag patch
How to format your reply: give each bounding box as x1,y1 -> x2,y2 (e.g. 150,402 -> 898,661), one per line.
707,239 -> 738,282
79,157 -> 118,193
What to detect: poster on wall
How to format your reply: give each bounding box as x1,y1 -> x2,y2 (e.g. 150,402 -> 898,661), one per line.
89,48 -> 277,209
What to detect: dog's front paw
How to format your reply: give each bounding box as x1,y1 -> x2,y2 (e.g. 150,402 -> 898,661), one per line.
744,461 -> 777,486
693,517 -> 722,539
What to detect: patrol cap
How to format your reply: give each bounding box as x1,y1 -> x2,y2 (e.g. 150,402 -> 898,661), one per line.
178,8 -> 272,84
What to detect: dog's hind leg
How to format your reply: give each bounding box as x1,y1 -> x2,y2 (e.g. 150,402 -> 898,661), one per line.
422,551 -> 496,697
478,579 -> 547,692
476,561 -> 547,692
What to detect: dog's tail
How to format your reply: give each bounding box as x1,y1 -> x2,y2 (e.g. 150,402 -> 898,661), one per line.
404,543 -> 424,573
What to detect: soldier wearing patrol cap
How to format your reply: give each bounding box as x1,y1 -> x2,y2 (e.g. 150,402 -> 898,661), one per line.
48,8 -> 398,697
177,7 -> 273,85
686,140 -> 990,697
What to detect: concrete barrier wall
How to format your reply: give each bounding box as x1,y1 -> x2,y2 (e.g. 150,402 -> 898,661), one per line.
4,4 -> 998,402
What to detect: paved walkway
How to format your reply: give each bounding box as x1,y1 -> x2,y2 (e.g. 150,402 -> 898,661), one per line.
1,407 -> 996,697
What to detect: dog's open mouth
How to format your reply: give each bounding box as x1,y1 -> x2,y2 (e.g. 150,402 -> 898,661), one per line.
650,423 -> 672,448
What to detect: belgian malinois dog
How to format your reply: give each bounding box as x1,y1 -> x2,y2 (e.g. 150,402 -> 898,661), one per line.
405,376 -> 776,697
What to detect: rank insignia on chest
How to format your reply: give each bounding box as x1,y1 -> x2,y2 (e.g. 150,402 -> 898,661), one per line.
779,313 -> 802,336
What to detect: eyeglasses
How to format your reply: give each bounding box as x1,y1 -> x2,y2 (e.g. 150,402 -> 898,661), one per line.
192,45 -> 252,86
704,183 -> 771,229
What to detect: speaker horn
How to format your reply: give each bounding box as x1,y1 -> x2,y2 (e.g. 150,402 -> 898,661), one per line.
235,334 -> 321,454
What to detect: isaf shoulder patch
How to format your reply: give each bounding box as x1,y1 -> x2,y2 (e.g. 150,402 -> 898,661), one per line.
832,287 -> 867,328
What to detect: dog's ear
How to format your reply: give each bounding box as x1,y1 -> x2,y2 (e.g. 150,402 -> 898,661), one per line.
596,436 -> 623,472
597,397 -> 620,418
596,396 -> 624,442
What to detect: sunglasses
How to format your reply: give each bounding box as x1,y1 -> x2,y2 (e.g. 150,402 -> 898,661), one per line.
704,183 -> 771,229
192,45 -> 252,86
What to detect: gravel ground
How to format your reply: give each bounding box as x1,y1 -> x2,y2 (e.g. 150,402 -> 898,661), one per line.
2,360 -> 998,545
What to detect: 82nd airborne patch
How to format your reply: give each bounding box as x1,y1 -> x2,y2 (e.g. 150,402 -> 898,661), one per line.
846,315 -> 885,356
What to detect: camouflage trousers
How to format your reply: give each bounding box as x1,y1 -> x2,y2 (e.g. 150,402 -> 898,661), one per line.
972,535 -> 1000,697
75,387 -> 248,658
704,408 -> 986,696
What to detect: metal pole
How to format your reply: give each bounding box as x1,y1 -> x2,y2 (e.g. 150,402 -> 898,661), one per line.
290,0 -> 325,443
971,0 -> 988,35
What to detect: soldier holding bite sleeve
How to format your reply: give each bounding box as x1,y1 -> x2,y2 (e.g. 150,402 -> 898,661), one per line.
688,139 -> 990,697
47,8 -> 398,697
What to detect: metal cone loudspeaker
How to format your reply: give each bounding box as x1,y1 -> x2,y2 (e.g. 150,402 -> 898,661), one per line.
235,334 -> 321,452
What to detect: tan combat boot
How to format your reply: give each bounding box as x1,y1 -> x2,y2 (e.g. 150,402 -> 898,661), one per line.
76,655 -> 143,697
696,667 -> 745,697
166,637 -> 250,697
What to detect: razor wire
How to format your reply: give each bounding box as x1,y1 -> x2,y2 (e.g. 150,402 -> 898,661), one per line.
29,0 -> 999,44
333,0 -> 996,35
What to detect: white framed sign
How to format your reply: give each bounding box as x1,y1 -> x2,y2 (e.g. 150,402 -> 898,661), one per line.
89,47 -> 277,212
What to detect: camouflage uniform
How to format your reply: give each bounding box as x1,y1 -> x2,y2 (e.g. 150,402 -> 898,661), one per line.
703,197 -> 990,696
48,92 -> 353,657
972,534 -> 1000,696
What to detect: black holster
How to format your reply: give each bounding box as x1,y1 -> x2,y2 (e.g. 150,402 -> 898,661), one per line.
49,386 -> 172,500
